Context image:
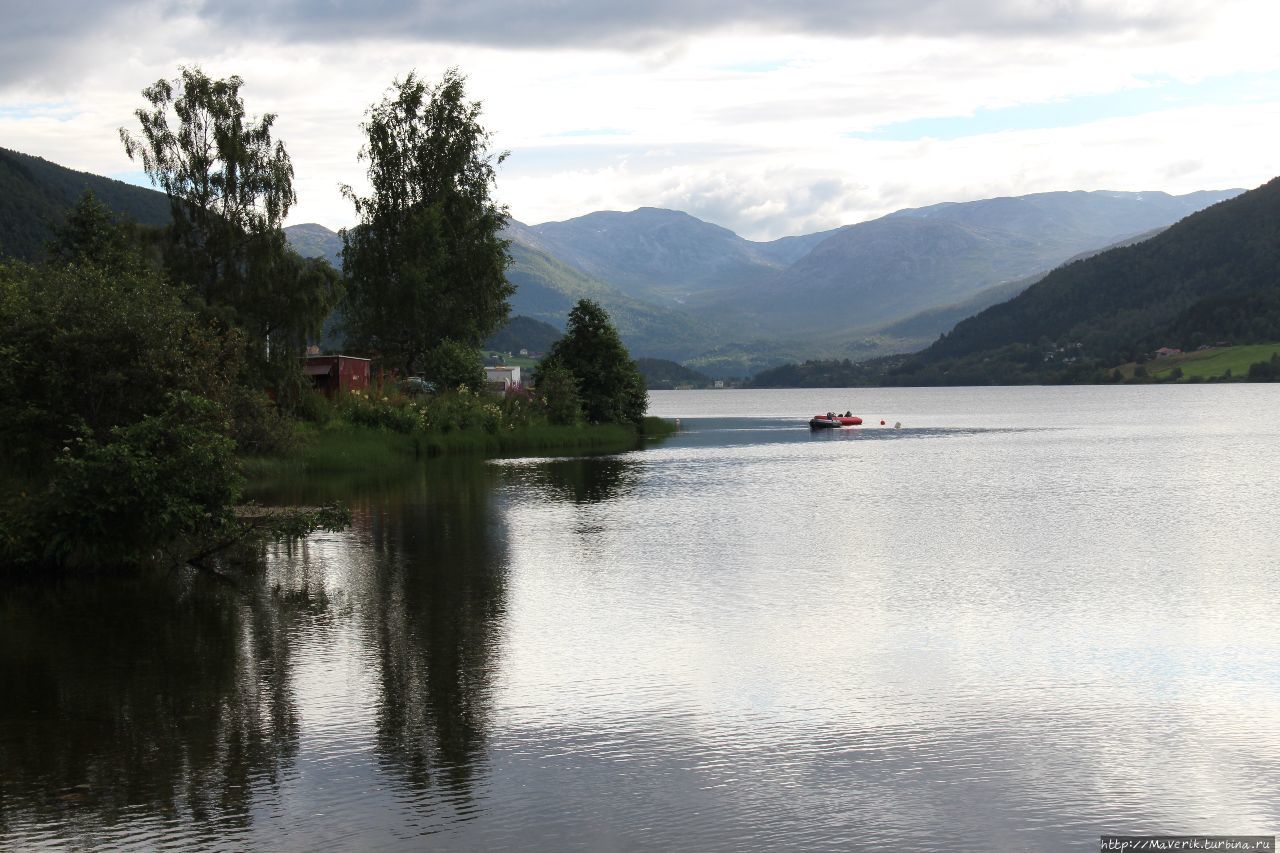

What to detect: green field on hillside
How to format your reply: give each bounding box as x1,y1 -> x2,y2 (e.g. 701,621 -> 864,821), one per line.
483,351 -> 540,370
1139,344 -> 1280,380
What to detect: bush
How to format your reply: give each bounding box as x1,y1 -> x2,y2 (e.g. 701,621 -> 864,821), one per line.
0,259 -> 242,473
421,338 -> 486,392
535,362 -> 583,426
292,390 -> 334,425
539,300 -> 647,425
424,386 -> 503,434
3,392 -> 241,570
498,385 -> 541,428
230,387 -> 297,455
340,389 -> 424,433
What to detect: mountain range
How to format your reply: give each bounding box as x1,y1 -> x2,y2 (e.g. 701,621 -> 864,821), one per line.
881,175 -> 1280,385
0,145 -> 1242,377
278,190 -> 1238,374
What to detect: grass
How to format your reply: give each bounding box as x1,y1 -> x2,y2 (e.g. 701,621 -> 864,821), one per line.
482,351 -> 540,370
1115,343 -> 1280,381
241,415 -> 678,480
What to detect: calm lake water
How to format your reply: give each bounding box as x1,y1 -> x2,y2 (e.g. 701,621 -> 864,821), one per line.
3,385 -> 1279,851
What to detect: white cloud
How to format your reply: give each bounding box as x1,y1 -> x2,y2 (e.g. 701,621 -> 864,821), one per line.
2,0 -> 1279,238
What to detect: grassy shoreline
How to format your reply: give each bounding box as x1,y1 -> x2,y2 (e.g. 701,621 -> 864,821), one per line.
242,415 -> 677,479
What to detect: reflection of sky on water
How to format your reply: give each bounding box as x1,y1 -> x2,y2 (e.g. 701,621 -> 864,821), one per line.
658,415 -> 1038,449
4,385 -> 1280,851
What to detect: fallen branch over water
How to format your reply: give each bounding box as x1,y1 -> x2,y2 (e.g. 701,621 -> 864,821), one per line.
187,502 -> 352,578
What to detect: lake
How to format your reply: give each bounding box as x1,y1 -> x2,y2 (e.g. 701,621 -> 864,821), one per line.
3,385 -> 1279,850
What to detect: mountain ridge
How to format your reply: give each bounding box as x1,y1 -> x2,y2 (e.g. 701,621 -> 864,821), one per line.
885,175 -> 1280,384
1,144 -> 1246,377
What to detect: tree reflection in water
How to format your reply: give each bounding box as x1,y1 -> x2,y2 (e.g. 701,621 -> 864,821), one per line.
0,571 -> 301,845
361,459 -> 510,801
0,453 -> 631,844
503,454 -> 638,505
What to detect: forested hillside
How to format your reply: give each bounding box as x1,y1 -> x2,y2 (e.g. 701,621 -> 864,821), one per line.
887,176 -> 1280,384
0,147 -> 170,260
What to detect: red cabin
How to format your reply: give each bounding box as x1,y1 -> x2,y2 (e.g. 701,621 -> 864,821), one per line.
303,355 -> 371,398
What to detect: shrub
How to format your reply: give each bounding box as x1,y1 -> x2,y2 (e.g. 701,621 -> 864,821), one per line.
421,338 -> 486,392
539,300 -> 647,425
535,362 -> 583,426
3,392 -> 241,571
340,390 -> 424,433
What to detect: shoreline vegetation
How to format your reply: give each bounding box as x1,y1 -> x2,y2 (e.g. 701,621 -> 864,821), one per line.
0,67 -> 674,576
242,394 -> 676,482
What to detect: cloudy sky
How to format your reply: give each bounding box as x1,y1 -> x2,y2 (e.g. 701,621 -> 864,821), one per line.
3,0 -> 1279,240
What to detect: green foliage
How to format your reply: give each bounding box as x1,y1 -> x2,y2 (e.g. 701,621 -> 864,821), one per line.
120,66 -> 340,392
540,299 -> 647,425
50,393 -> 239,568
341,68 -> 514,374
1247,353 -> 1280,381
422,338 -> 486,391
639,416 -> 678,437
45,191 -> 154,273
0,226 -> 334,571
340,389 -> 426,434
533,362 -> 582,426
120,67 -> 295,302
497,386 -> 542,428
0,257 -> 241,473
229,387 -> 297,455
292,391 -> 334,425
3,392 -> 241,571
424,387 -> 504,435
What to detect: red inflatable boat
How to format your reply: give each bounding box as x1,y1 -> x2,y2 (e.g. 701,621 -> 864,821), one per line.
809,413 -> 863,428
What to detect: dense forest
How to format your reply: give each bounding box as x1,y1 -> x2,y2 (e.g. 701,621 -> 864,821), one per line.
0,147 -> 171,261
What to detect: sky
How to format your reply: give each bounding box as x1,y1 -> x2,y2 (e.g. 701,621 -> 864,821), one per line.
3,0 -> 1279,241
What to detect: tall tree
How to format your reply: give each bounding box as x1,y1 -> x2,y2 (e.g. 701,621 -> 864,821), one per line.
540,299 -> 648,426
341,68 -> 514,375
119,67 -> 337,384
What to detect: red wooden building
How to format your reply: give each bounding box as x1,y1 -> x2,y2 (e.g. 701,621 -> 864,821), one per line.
303,355 -> 371,398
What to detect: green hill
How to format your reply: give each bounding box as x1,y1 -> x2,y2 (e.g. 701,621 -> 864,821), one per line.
484,315 -> 562,354
887,177 -> 1280,385
636,358 -> 713,390
0,147 -> 171,260
502,239 -> 715,360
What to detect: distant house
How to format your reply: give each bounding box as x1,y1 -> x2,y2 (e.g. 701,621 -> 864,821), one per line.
485,365 -> 521,392
1154,347 -> 1182,359
303,354 -> 371,398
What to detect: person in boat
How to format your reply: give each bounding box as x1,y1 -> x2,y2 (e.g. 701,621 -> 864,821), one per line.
844,410 -> 852,417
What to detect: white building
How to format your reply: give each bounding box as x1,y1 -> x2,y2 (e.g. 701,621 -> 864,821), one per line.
485,365 -> 522,390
